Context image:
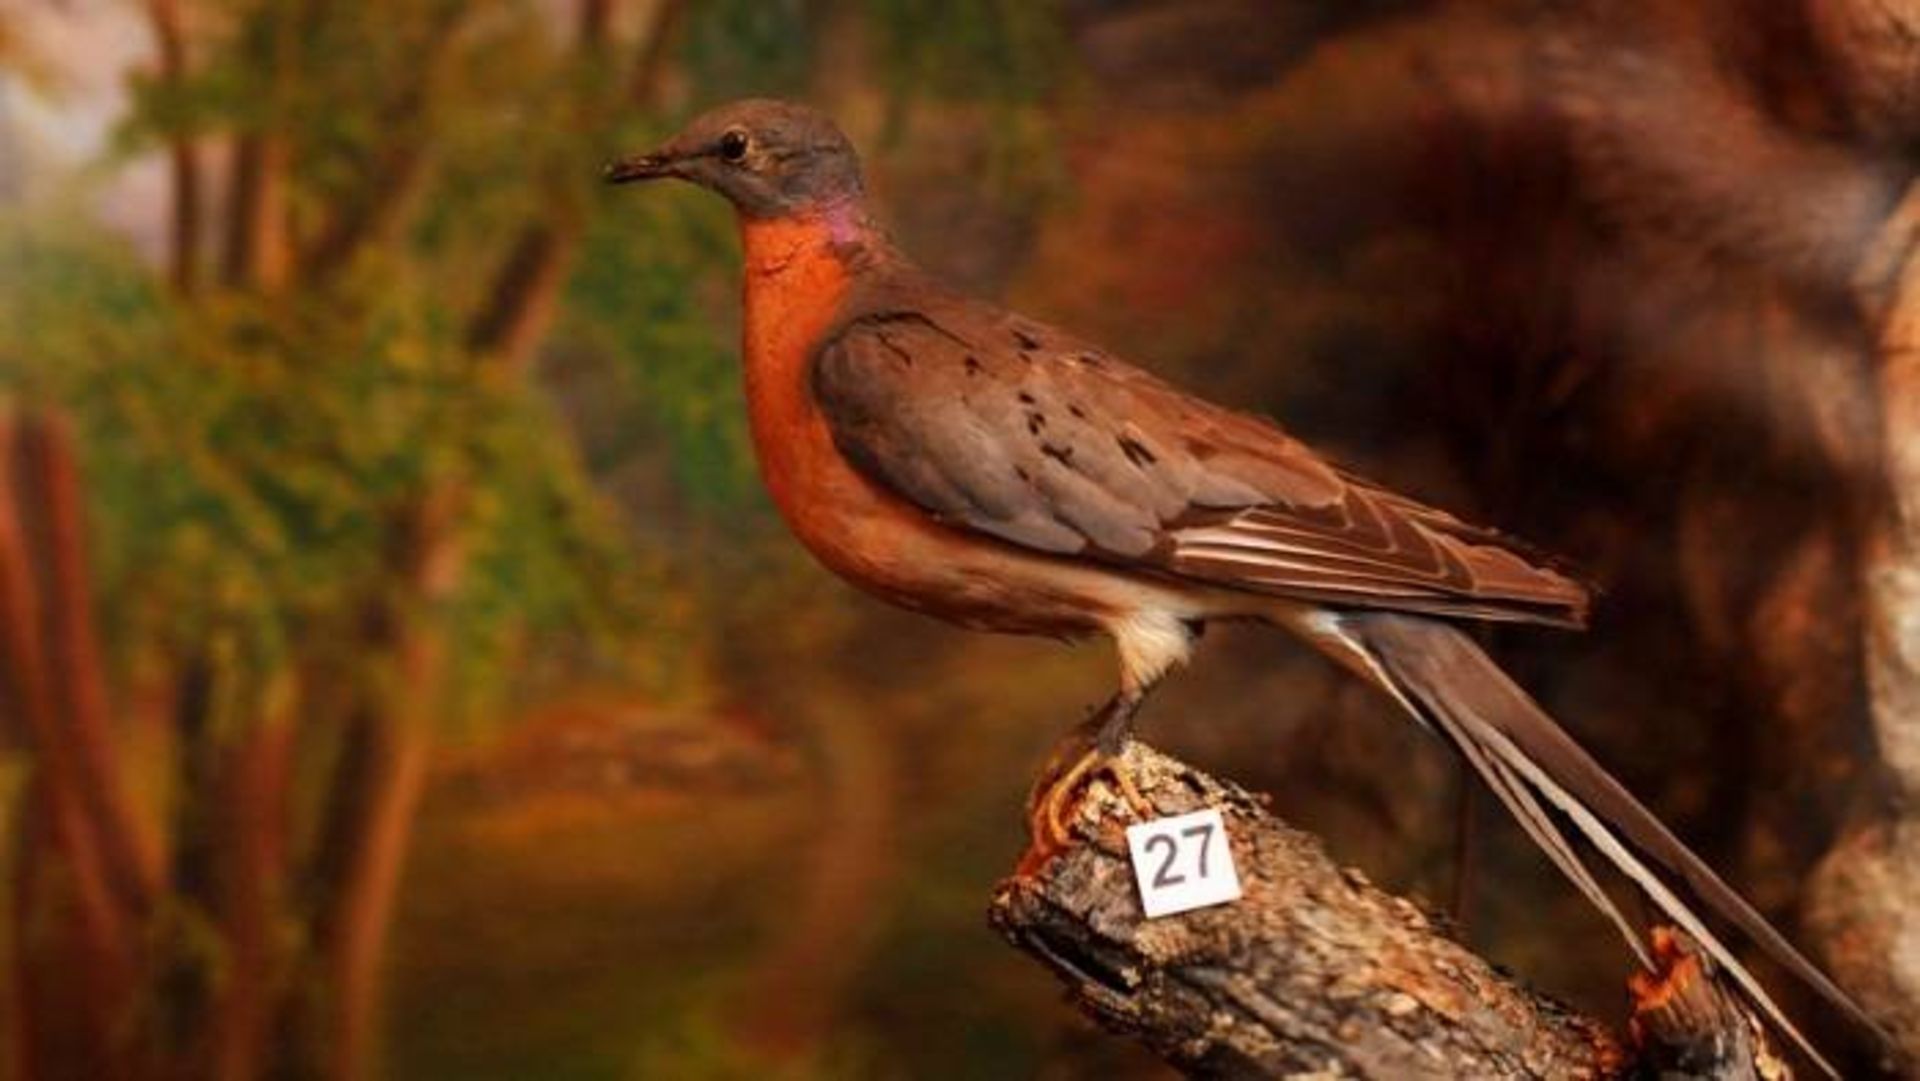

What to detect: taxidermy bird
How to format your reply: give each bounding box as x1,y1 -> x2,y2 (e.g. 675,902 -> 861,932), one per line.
606,98 -> 1884,1074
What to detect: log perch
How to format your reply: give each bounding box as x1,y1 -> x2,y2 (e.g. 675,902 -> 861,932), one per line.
989,742 -> 1780,1079
1629,929 -> 1791,1081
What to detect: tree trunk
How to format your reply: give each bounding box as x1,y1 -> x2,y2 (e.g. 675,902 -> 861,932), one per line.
145,0 -> 202,294
994,743 -> 1784,1079
0,410 -> 142,1081
462,221 -> 583,373
223,132 -> 292,291
307,485 -> 465,1081
212,700 -> 295,1081
221,0 -> 308,292
16,418 -> 159,910
321,706 -> 432,1081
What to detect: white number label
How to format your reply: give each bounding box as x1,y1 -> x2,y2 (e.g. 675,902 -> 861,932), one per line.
1125,807 -> 1242,918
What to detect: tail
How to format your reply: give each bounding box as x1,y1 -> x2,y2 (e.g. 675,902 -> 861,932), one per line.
1333,610 -> 1885,1078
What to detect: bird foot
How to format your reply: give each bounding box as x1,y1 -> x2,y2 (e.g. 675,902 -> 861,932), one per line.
1018,692 -> 1153,874
1025,744 -> 1156,856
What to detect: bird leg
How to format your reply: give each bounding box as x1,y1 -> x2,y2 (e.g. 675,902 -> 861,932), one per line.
1026,691 -> 1153,852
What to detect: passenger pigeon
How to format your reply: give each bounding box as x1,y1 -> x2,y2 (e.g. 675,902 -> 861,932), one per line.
606,98 -> 1880,1072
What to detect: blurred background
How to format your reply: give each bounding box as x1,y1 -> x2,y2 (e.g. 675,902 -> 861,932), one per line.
4,0 -> 1919,1077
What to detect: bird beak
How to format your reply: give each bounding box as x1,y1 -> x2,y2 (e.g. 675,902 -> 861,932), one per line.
603,151 -> 676,184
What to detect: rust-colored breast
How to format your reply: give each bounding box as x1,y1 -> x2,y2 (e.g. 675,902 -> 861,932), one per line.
738,215 -> 940,595
734,215 -> 1114,637
738,216 -> 860,542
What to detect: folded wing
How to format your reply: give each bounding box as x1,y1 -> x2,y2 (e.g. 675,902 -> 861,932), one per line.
811,299 -> 1589,627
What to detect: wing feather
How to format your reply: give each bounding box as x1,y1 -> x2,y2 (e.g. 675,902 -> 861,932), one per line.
811,296 -> 1589,626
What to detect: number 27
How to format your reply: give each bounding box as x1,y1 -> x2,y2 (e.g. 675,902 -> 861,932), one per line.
1144,822 -> 1215,888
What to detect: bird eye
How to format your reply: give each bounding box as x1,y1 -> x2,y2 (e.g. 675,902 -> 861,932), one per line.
718,130 -> 749,163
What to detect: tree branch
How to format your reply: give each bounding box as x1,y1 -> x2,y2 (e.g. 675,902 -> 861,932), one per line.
0,408 -> 138,1079
300,1 -> 471,281
144,0 -> 202,294
627,0 -> 687,107
221,0 -> 325,292
463,0 -> 683,372
462,220 -> 583,372
992,743 -> 1780,1079
1628,928 -> 1790,1081
14,417 -> 159,911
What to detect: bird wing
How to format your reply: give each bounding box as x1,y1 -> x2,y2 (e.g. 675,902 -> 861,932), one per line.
810,298 -> 1589,627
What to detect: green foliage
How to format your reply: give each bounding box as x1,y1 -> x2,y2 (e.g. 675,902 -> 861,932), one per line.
446,387 -> 678,729
565,187 -> 756,512
858,0 -> 1073,214
4,0 -> 741,735
863,0 -> 1069,106
683,0 -> 816,101
1,2 -> 1117,1075
0,208 -> 657,730
2,0 -> 1090,748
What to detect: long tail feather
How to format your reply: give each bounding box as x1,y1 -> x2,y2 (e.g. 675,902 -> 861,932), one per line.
1447,708 -> 1655,968
1340,610 -> 1885,1074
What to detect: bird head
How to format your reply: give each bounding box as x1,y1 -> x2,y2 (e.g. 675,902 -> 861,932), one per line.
605,99 -> 865,219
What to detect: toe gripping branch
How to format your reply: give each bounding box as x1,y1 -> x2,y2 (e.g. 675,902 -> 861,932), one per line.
1020,693 -> 1154,872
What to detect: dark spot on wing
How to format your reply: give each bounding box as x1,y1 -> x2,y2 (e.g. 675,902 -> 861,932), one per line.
964,355 -> 981,376
1041,443 -> 1074,465
1017,392 -> 1036,406
1068,403 -> 1088,420
1078,352 -> 1104,369
1026,412 -> 1045,435
1118,434 -> 1158,467
1013,328 -> 1041,349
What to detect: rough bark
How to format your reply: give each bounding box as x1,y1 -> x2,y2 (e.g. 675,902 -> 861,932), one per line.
1627,928 -> 1792,1081
992,743 -> 1780,1079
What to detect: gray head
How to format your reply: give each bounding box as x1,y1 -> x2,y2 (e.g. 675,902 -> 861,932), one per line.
605,99 -> 865,218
